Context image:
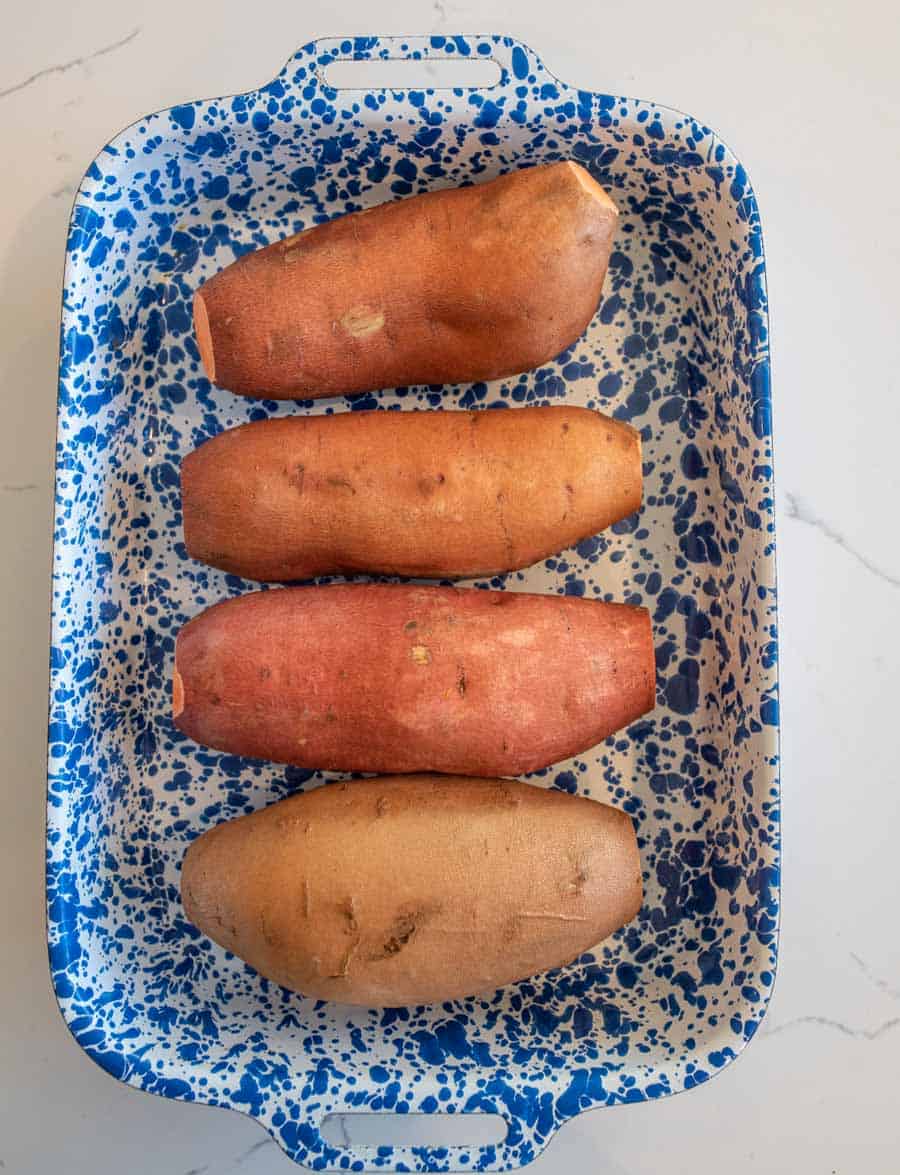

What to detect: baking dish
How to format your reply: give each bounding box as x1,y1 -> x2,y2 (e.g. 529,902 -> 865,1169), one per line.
48,33 -> 778,1171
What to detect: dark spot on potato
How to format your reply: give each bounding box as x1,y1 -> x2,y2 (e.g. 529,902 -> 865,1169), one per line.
210,693 -> 222,706
565,483 -> 575,497
258,666 -> 271,681
404,620 -> 417,633
561,422 -> 570,433
326,475 -> 355,493
325,707 -> 338,723
288,463 -> 305,493
371,905 -> 441,962
375,796 -> 389,818
260,911 -> 280,947
213,910 -> 238,941
338,668 -> 349,680
456,666 -> 467,697
606,432 -> 613,443
382,930 -> 414,956
417,472 -> 446,496
379,913 -> 419,957
342,898 -> 359,934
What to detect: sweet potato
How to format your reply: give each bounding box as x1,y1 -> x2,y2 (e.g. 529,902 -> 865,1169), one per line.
181,775 -> 642,1006
181,406 -> 641,581
172,584 -> 655,776
193,161 -> 618,399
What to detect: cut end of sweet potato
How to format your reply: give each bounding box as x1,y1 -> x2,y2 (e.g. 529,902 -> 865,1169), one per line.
566,160 -> 618,217
172,663 -> 185,719
193,289 -> 215,382
634,428 -> 644,509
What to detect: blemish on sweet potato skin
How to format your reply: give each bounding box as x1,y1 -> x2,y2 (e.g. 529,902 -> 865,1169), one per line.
375,912 -> 420,959
342,897 -> 359,934
288,464 -> 305,493
340,305 -> 385,339
326,475 -> 355,493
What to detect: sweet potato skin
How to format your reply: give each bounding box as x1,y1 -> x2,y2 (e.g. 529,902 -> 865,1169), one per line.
181,775 -> 643,1006
181,407 -> 642,581
173,584 -> 655,776
193,162 -> 618,398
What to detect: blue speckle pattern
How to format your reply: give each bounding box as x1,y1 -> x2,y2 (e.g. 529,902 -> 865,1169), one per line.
48,34 -> 778,1173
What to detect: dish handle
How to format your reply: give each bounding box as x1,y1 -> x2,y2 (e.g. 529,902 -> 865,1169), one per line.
261,1100 -> 559,1172
264,33 -> 566,101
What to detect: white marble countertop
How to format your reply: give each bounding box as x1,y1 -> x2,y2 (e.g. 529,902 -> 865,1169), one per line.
2,1 -> 898,1172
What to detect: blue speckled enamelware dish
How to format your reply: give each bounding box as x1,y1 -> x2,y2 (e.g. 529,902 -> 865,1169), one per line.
48,34 -> 779,1172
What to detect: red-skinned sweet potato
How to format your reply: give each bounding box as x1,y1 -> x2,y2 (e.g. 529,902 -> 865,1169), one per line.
173,584 -> 655,776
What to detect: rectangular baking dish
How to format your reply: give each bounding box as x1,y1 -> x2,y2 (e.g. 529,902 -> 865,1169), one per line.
47,33 -> 779,1172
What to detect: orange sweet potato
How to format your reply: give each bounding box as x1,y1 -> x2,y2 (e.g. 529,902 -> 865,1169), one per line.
193,162 -> 618,398
181,775 -> 643,1006
173,584 -> 655,776
181,406 -> 641,581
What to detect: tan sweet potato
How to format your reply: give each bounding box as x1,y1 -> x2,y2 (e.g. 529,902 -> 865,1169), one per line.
181,406 -> 641,581
193,161 -> 618,399
172,584 -> 655,776
181,775 -> 642,1006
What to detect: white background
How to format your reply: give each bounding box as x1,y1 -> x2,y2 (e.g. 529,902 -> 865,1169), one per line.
1,1 -> 898,1172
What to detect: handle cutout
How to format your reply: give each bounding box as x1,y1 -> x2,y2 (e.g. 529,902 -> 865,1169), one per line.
322,56 -> 501,92
320,1111 -> 508,1149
